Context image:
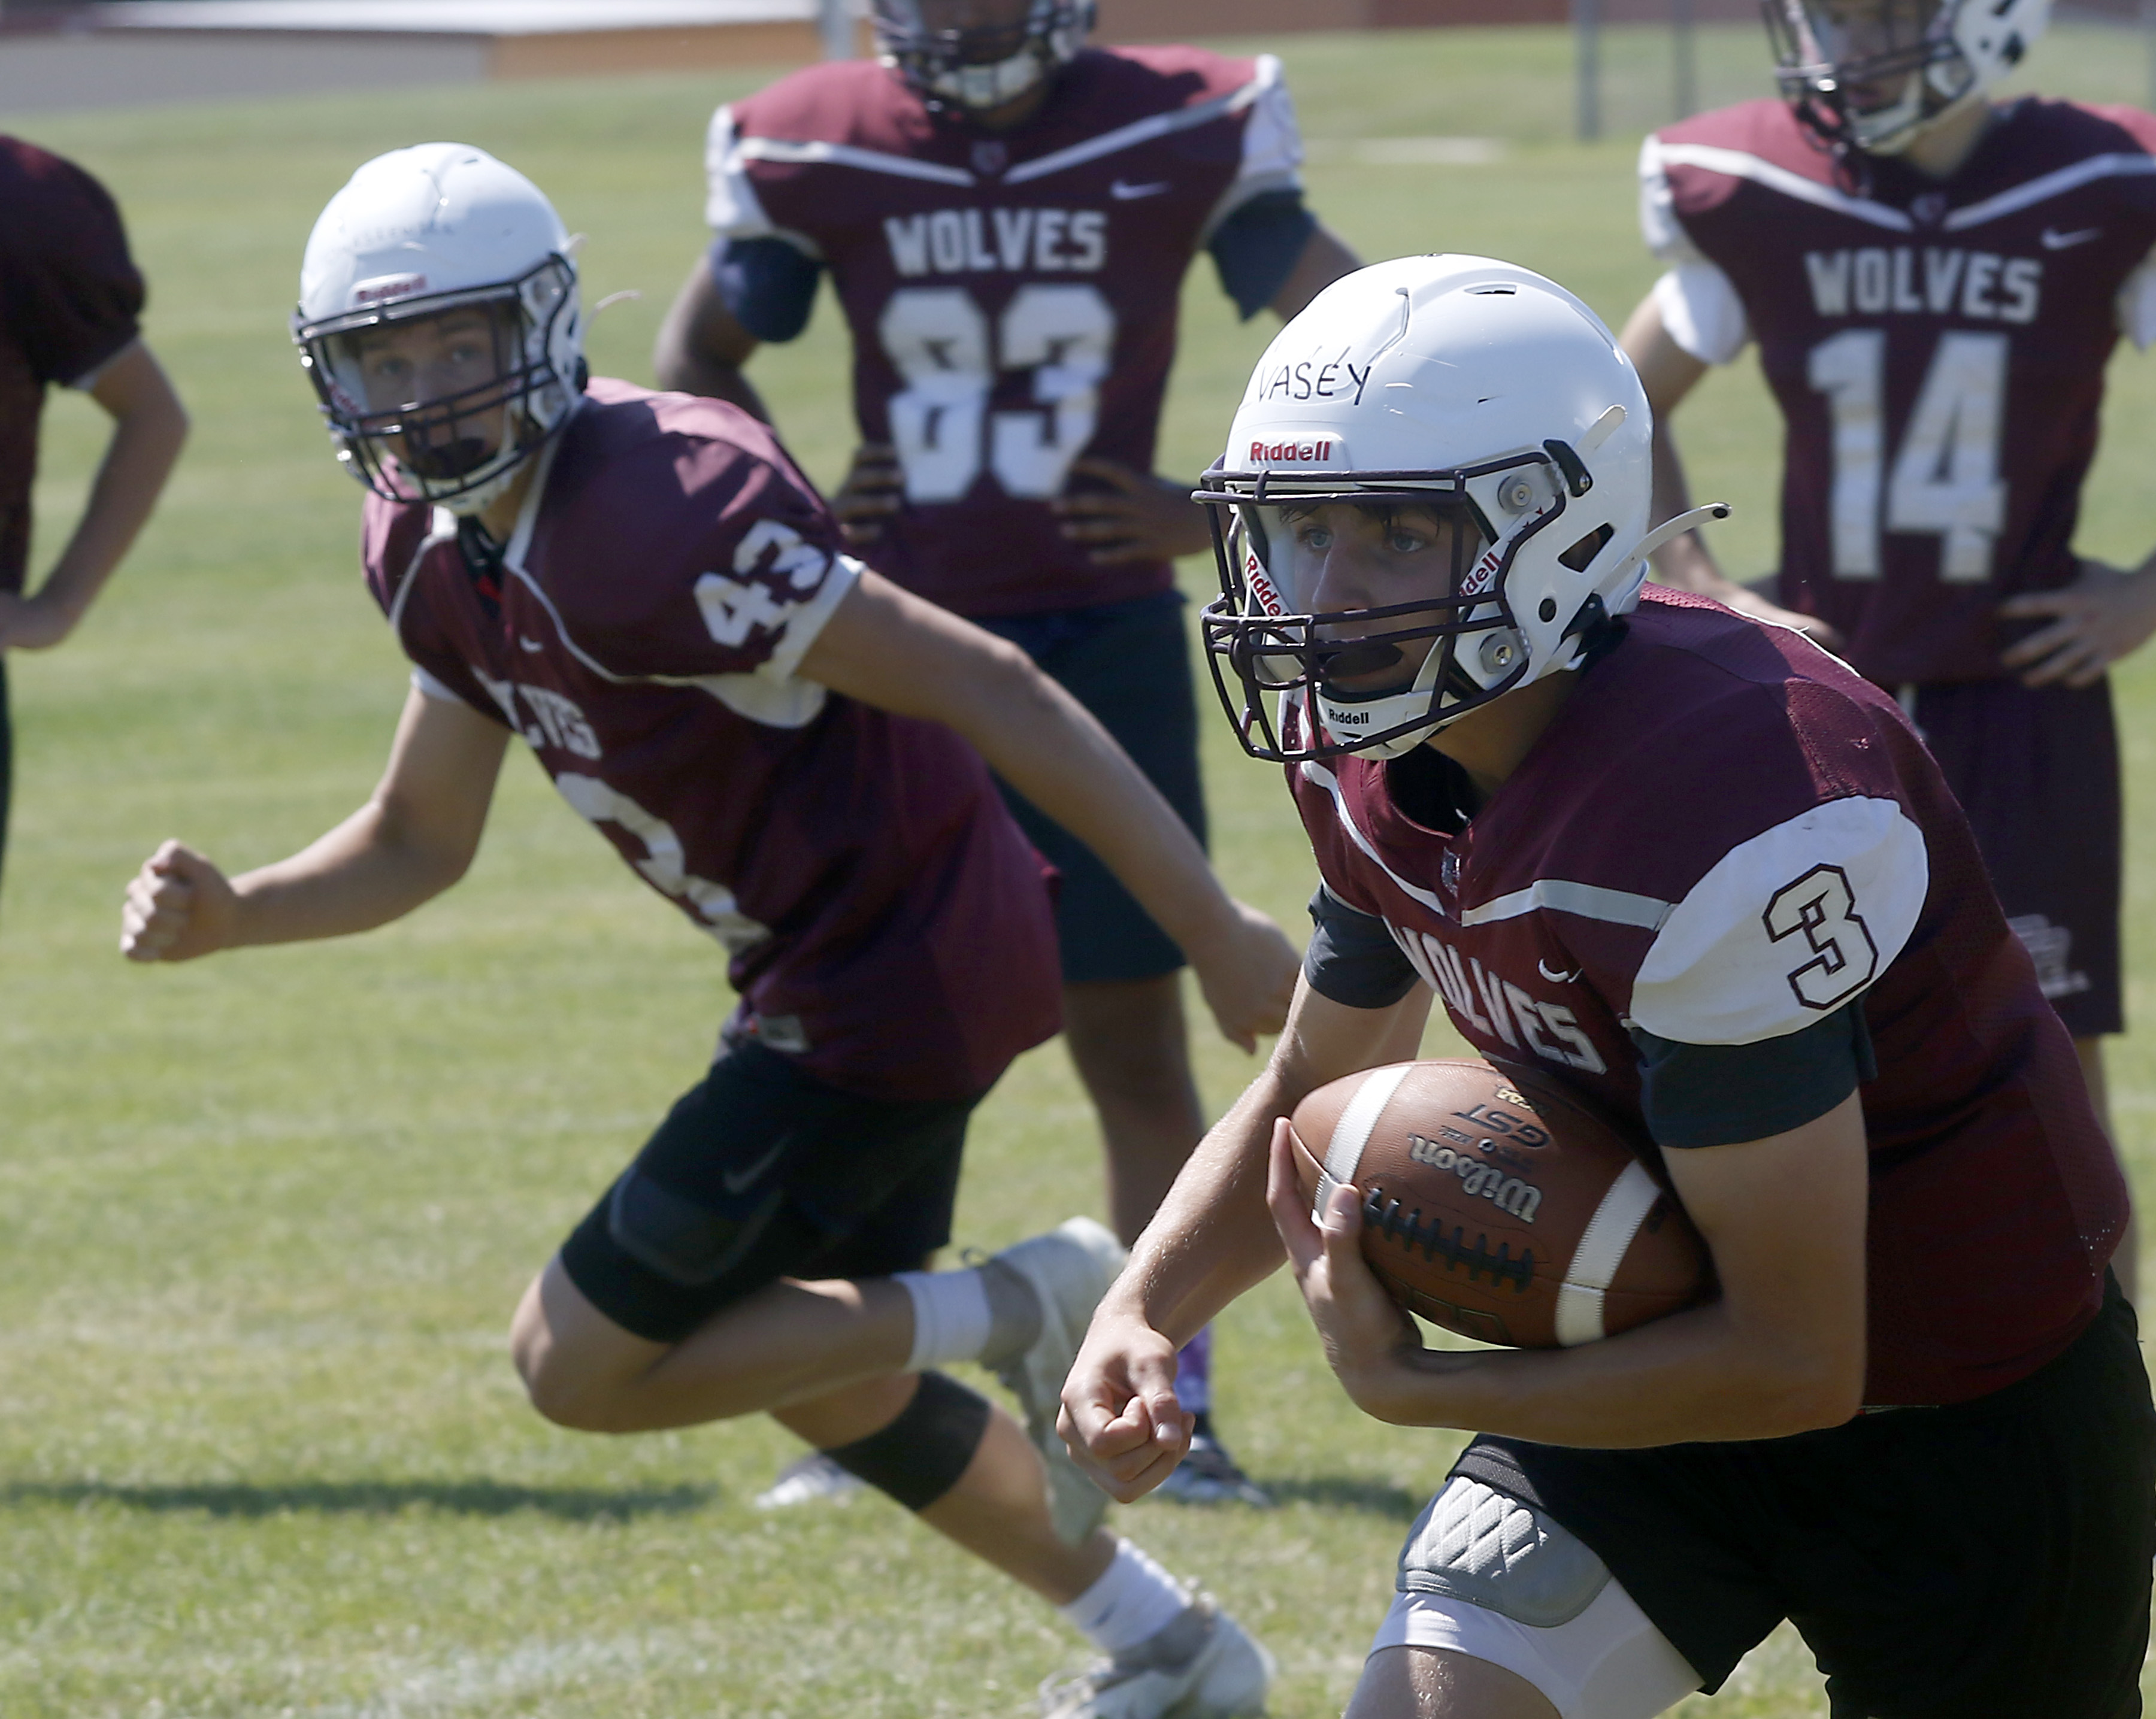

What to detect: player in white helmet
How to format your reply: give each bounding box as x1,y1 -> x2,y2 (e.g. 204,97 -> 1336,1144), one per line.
125,144 -> 1295,1719
1064,254 -> 2149,1717
1623,0 -> 2152,1297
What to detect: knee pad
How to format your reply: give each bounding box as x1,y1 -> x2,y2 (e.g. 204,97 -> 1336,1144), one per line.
1370,1477 -> 1700,1719
822,1371 -> 992,1512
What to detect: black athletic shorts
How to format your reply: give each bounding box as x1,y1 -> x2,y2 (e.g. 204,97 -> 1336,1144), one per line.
1454,1278 -> 2156,1717
976,589 -> 1207,986
1904,675 -> 2121,1038
558,1038 -> 982,1344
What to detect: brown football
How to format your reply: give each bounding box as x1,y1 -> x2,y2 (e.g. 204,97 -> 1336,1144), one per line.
1288,1059 -> 1710,1349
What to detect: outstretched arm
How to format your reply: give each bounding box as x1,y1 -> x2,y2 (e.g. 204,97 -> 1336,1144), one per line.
800,569 -> 1300,1050
0,339 -> 187,651
121,687 -> 509,961
1058,977 -> 1431,1500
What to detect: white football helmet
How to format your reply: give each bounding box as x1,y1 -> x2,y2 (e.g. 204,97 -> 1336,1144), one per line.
1199,255 -> 1722,763
1765,0 -> 2048,156
873,0 -> 1093,112
293,143 -> 586,516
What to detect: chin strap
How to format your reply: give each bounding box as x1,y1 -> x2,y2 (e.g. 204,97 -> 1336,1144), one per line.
1625,501 -> 1731,569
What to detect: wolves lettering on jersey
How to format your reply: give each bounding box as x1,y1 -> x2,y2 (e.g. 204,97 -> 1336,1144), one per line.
1294,588 -> 2125,1405
710,46 -> 1302,617
1643,98 -> 2156,684
364,378 -> 1061,1103
1391,929 -> 1607,1075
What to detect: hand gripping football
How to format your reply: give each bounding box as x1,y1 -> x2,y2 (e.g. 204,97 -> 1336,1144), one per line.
1288,1059 -> 1709,1348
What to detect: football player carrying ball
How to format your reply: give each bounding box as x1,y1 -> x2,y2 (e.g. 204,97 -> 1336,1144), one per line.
1062,256 -> 2152,1719
119,145 -> 1293,1719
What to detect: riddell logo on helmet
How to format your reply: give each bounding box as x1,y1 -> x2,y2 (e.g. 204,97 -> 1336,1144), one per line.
352,274 -> 428,305
1250,439 -> 1336,463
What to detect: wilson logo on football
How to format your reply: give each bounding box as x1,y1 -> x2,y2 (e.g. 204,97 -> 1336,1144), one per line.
1407,1134 -> 1544,1223
1249,438 -> 1337,463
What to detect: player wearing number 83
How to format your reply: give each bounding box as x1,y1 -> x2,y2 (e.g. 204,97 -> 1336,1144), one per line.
1061,257 -> 2153,1718
1622,0 -> 2156,1283
655,0 -> 1359,1506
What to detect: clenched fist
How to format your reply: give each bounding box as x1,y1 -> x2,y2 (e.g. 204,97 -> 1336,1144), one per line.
120,839 -> 238,962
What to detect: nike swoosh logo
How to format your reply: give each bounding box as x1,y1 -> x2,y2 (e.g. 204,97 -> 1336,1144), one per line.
721,1139 -> 788,1194
1110,178 -> 1170,199
1538,959 -> 1581,984
2041,226 -> 2102,250
518,635 -> 545,652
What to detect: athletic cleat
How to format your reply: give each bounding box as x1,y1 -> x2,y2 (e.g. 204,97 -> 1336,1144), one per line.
1150,1430 -> 1272,1508
753,1450 -> 864,1509
1039,1594 -> 1274,1719
989,1215 -> 1127,1544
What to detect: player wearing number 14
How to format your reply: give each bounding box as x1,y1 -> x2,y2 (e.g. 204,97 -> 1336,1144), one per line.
1622,0 -> 2156,1287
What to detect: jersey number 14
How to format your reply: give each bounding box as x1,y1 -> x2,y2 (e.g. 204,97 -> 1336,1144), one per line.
879,283 -> 1115,502
1808,328 -> 2007,583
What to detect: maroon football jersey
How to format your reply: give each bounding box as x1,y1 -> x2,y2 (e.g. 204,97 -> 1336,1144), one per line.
1291,587 -> 2124,1406
1643,98 -> 2156,685
364,378 -> 1062,1103
0,137 -> 144,595
707,47 -> 1303,617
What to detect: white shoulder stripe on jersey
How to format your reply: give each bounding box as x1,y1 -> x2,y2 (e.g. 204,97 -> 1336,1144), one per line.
1460,880 -> 1674,932
1652,141 -> 1913,232
1004,62 -> 1272,185
1554,1160 -> 1663,1348
1941,151 -> 2156,231
734,136 -> 976,187
1300,760 -> 1451,918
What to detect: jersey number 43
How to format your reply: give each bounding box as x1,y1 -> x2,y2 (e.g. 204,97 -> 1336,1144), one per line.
878,283 -> 1115,501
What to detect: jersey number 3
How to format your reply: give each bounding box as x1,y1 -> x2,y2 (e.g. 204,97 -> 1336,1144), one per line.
1808,328 -> 2007,583
1764,863 -> 1879,1011
879,283 -> 1116,502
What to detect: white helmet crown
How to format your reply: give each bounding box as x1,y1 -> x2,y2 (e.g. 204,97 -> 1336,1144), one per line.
1200,255 -> 1716,762
293,143 -> 586,515
1765,0 -> 2049,156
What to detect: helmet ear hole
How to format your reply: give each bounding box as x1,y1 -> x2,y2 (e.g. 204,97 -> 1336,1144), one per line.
1558,523 -> 1613,573
1538,597 -> 1558,623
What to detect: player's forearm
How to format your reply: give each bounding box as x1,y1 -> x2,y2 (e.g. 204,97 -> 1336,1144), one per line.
1114,1074 -> 1295,1344
973,659 -> 1239,963
1121,990 -> 1431,1339
1350,1294 -> 1865,1447
36,365 -> 187,621
226,801 -> 472,948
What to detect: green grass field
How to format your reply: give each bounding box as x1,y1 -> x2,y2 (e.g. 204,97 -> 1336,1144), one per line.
5,20 -> 2156,1714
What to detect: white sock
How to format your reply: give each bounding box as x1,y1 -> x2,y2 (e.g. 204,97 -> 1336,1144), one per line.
1058,1538 -> 1191,1656
894,1269 -> 994,1371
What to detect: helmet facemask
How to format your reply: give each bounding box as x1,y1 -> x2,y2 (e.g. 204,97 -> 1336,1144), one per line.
1199,452 -> 1586,763
873,0 -> 1094,113
295,254 -> 580,516
1764,0 -> 1980,155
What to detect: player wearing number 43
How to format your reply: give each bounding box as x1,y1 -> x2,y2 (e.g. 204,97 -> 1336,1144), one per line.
118,145 -> 1297,1719
654,0 -> 1359,1508
1622,0 -> 2156,1294
1061,256 -> 2154,1717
